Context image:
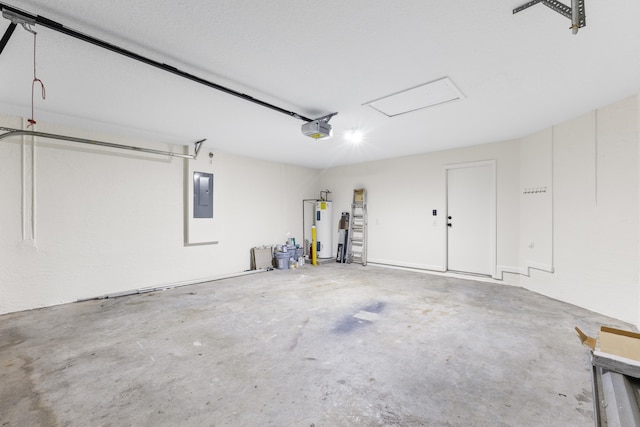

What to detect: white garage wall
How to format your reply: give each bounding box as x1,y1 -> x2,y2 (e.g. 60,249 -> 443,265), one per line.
2,94 -> 639,324
520,96 -> 639,324
317,140 -> 521,275
0,117 -> 320,314
317,95 -> 639,324
517,128 -> 553,275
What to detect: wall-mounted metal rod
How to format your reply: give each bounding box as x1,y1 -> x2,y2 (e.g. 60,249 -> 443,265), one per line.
0,127 -> 205,160
0,2 -> 315,123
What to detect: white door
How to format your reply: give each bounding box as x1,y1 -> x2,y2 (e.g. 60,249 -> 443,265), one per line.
446,162 -> 495,276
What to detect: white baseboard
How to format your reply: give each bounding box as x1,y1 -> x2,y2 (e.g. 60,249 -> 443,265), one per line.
496,262 -> 554,280
367,260 -> 520,285
367,258 -> 445,272
78,269 -> 268,301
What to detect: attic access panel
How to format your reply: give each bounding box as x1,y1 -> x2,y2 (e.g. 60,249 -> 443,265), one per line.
364,77 -> 465,117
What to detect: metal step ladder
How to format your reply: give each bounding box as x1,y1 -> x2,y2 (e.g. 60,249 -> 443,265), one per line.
347,188 -> 367,266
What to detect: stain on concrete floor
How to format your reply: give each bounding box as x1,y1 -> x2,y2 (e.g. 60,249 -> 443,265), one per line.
0,264 -> 632,426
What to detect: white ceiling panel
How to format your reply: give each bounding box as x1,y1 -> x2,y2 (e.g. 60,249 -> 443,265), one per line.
364,77 -> 464,117
0,0 -> 638,168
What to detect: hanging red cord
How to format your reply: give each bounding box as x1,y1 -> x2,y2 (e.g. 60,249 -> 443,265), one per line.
27,30 -> 46,127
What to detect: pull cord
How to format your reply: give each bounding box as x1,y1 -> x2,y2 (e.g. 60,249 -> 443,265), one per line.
27,29 -> 46,128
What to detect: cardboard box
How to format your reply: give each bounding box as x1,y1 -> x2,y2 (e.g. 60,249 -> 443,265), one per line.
599,327 -> 640,362
576,326 -> 640,362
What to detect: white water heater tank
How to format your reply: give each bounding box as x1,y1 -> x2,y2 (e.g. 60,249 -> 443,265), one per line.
315,200 -> 333,259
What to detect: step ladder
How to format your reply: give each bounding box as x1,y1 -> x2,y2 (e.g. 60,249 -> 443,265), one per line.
347,188 -> 367,266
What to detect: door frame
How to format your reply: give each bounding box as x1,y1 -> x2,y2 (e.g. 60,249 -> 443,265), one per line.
442,160 -> 497,278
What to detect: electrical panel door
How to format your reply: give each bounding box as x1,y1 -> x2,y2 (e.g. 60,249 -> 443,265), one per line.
193,172 -> 213,218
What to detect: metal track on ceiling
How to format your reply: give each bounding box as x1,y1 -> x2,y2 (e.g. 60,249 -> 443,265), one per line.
0,2 -> 315,123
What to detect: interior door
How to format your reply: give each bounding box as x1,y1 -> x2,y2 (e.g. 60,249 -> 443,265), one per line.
446,163 -> 495,276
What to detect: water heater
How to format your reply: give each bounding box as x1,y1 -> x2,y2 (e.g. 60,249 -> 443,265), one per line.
315,201 -> 333,259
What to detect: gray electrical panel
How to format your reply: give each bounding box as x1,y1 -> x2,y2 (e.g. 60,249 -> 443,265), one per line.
193,172 -> 213,218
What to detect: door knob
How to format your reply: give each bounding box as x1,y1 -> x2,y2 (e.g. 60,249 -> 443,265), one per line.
448,216 -> 452,220
447,223 -> 452,227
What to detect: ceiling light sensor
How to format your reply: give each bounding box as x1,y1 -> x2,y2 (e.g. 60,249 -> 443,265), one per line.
301,112 -> 338,140
513,0 -> 586,35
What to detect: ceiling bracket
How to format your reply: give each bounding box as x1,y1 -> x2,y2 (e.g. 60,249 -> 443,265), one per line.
513,0 -> 586,34
194,139 -> 205,157
0,7 -> 36,55
2,8 -> 35,33
315,112 -> 338,123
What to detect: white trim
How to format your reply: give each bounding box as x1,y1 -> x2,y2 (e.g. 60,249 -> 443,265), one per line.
526,261 -> 555,273
77,269 -> 267,301
443,160 -> 497,277
369,261 -> 518,286
367,258 -> 445,272
496,262 -> 555,280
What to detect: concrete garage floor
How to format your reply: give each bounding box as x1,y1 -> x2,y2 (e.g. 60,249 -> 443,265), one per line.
0,264 -> 632,426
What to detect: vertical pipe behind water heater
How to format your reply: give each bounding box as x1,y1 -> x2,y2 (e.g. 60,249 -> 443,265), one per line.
315,200 -> 333,259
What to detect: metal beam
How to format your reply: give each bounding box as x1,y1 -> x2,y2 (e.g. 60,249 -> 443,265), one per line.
0,127 -> 206,160
541,0 -> 572,19
513,0 -> 544,15
0,21 -> 16,55
513,0 -> 586,32
576,0 -> 587,28
0,3 -> 316,123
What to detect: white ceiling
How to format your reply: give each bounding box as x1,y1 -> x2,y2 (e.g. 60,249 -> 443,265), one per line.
0,1 -> 639,168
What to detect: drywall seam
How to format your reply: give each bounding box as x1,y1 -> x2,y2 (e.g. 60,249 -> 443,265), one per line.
595,109 -> 599,206
551,125 -> 555,274
515,127 -> 555,279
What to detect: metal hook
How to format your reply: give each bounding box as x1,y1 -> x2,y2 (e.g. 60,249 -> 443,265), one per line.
20,22 -> 36,34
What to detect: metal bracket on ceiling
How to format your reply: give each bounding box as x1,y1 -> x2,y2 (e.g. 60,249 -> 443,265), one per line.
315,112 -> 338,123
2,8 -> 35,33
513,0 -> 586,34
193,138 -> 205,157
0,8 -> 36,55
